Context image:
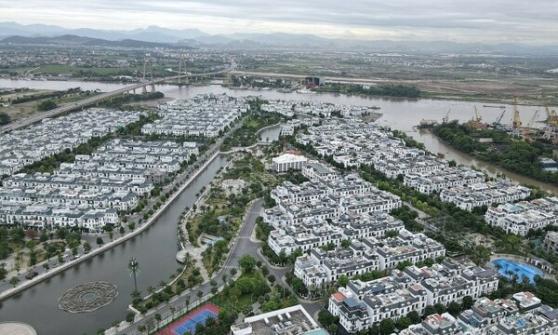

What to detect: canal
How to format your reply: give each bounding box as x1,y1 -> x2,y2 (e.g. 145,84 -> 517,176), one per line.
0,79 -> 556,334
0,154 -> 228,335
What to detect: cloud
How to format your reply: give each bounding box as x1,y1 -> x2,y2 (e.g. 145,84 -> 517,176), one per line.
1,0 -> 557,43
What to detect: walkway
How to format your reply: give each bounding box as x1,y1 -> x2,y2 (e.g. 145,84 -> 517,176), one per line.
109,200 -> 264,335
0,110 -> 248,301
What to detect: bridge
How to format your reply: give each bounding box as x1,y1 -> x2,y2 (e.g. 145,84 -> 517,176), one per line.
0,67 -> 233,134
1,65 -> 404,134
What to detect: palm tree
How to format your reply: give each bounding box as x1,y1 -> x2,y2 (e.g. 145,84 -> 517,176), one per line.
196,290 -> 203,306
154,313 -> 161,331
128,257 -> 140,294
185,296 -> 190,312
146,319 -> 155,334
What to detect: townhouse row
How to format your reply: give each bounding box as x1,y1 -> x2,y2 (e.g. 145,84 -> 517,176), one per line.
0,108 -> 142,176
295,119 -> 531,211
0,139 -> 197,231
485,197 -> 558,236
293,229 -> 446,288
141,93 -> 247,138
400,292 -> 558,334
328,259 -> 499,333
264,160 -> 402,255
261,99 -> 379,119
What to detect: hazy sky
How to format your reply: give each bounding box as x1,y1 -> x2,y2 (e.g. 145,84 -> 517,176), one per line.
1,0 -> 558,44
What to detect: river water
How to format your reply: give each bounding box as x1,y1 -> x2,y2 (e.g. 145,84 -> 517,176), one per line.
0,155 -> 228,335
0,79 -> 556,334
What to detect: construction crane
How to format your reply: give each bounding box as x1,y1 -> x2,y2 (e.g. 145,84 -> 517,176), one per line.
495,110 -> 506,125
512,98 -> 522,129
528,110 -> 540,128
467,106 -> 487,129
545,106 -> 558,127
493,110 -> 506,130
522,110 -> 540,142
442,109 -> 451,124
473,106 -> 482,123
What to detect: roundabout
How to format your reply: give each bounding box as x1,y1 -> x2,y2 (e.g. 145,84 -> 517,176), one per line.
58,281 -> 118,313
0,322 -> 37,335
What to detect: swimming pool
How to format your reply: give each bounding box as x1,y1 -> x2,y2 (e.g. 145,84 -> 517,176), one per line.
492,258 -> 544,284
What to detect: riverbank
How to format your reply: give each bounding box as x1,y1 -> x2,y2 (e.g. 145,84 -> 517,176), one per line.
430,121 -> 558,191
0,151 -> 221,302
109,199 -> 264,335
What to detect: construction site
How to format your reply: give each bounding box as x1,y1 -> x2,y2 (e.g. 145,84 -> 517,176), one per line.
429,99 -> 558,145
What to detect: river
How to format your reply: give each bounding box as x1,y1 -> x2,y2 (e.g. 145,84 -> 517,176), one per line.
0,79 -> 556,334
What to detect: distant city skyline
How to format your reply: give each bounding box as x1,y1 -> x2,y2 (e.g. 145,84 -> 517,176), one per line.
1,0 -> 557,44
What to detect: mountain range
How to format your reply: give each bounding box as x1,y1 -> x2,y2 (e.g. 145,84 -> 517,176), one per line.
1,22 -> 558,56
0,35 -> 184,49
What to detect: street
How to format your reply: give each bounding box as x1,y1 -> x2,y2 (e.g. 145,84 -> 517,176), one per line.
113,198 -> 324,334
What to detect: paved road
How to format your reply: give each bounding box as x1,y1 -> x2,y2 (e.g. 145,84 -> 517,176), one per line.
0,68 -> 232,134
112,197 -> 324,334
113,199 -> 264,335
0,113 -> 247,299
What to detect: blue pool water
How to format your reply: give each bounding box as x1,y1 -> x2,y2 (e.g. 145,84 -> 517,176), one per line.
492,258 -> 544,284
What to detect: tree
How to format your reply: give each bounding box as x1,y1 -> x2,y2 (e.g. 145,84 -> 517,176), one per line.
337,275 -> 349,287
197,290 -> 203,305
424,305 -> 436,316
471,245 -> 491,267
462,296 -> 474,310
83,242 -> 91,253
379,318 -> 395,335
37,99 -> 58,111
96,237 -> 104,245
0,112 -> 10,125
407,310 -> 421,324
236,277 -> 255,294
447,301 -> 462,316
318,309 -> 338,332
129,258 -> 140,294
9,276 -> 20,287
0,264 -> 7,281
239,255 -> 256,273
434,303 -> 446,314
154,313 -> 162,331
126,312 -> 135,323
170,306 -> 176,321
396,316 -> 412,330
